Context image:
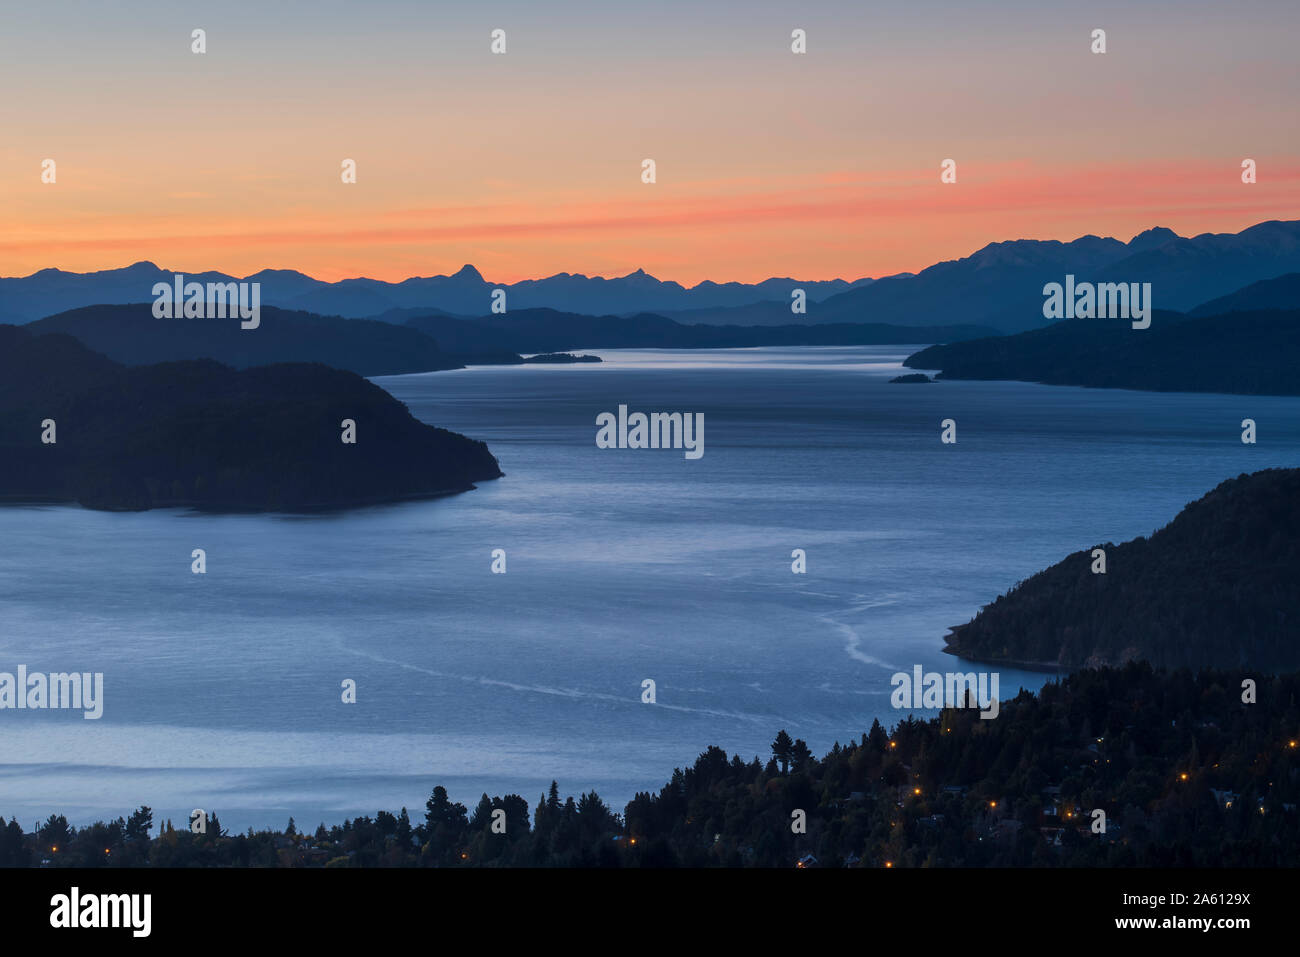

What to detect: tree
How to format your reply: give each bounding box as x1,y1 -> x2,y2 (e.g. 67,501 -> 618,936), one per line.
791,739 -> 813,774
395,808 -> 412,849
426,787 -> 468,833
0,819 -> 26,868
772,730 -> 794,774
423,786 -> 469,864
867,718 -> 889,753
125,806 -> 153,843
38,814 -> 70,852
470,794 -> 494,831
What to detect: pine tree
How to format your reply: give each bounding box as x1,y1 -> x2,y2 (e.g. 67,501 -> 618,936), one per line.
772,730 -> 794,774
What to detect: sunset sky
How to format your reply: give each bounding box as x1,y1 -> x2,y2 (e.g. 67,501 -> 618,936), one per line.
2,0 -> 1297,284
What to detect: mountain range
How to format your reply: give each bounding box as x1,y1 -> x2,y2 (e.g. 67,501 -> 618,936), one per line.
6,219 -> 1299,332
0,263 -> 874,326
792,220 -> 1300,332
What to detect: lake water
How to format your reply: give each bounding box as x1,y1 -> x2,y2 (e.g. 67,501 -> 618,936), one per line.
2,346 -> 1297,830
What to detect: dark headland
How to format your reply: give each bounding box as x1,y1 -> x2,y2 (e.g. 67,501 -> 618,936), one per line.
28,302 -> 473,377
943,468 -> 1300,672
905,307 -> 1300,396
0,324 -> 502,511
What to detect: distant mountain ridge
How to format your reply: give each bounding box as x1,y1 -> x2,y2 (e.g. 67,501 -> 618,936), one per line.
0,262 -> 873,325
1189,272 -> 1300,316
806,220 -> 1300,332
6,219 -> 1297,331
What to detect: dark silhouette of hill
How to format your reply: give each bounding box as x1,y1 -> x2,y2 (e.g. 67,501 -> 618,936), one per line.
27,303 -> 466,377
943,469 -> 1300,671
406,308 -> 993,352
904,308 -> 1300,395
0,325 -> 502,511
1190,272 -> 1300,316
809,220 -> 1300,331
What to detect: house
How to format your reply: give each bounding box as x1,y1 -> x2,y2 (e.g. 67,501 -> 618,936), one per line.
843,852 -> 861,867
1210,789 -> 1238,809
796,853 -> 819,869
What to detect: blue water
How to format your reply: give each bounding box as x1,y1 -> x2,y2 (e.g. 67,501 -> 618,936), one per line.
1,346 -> 1296,830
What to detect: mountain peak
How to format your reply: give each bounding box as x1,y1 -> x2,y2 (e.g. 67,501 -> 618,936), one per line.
451,264 -> 483,281
1127,226 -> 1180,252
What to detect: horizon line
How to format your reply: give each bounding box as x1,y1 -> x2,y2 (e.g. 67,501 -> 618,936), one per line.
9,218 -> 1287,289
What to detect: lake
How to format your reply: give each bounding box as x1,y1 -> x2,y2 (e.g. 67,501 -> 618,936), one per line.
1,346 -> 1296,830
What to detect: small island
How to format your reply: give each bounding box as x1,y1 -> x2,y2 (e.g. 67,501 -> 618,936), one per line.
888,373 -> 932,383
522,352 -> 602,364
